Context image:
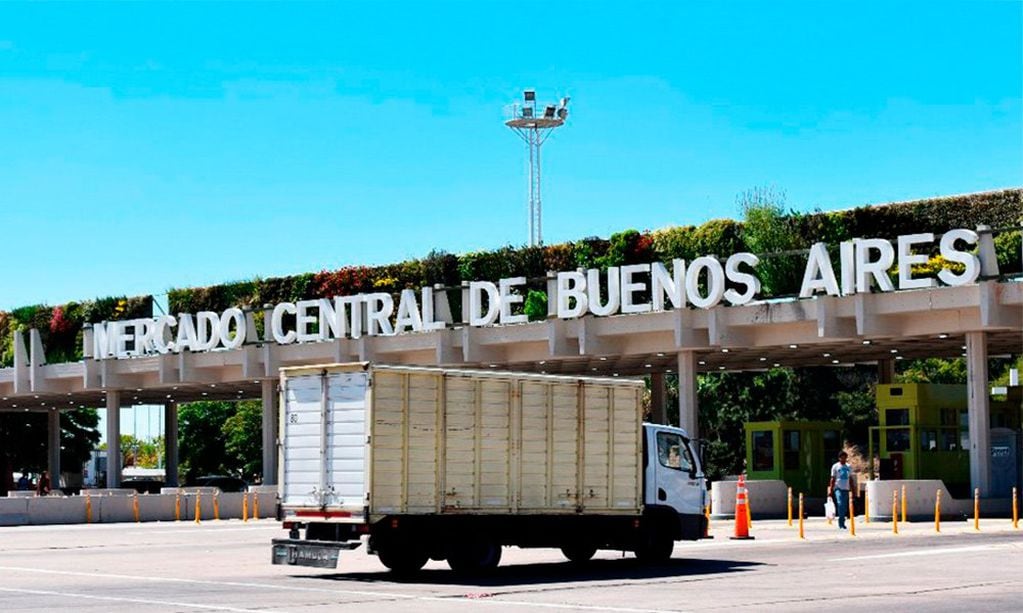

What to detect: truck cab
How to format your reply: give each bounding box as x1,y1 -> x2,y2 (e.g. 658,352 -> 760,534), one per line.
642,423 -> 708,545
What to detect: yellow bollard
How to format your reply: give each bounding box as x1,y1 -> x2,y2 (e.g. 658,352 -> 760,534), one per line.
214,492 -> 221,521
133,492 -> 140,523
973,487 -> 980,531
253,492 -> 259,521
194,492 -> 201,525
848,495 -> 856,536
798,493 -> 805,540
901,484 -> 907,524
935,490 -> 941,533
864,490 -> 870,524
704,502 -> 711,536
1012,487 -> 1018,529
175,491 -> 181,521
787,487 -> 793,527
242,491 -> 249,522
85,492 -> 92,524
892,491 -> 899,535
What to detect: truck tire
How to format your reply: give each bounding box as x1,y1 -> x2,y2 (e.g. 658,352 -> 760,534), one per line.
560,544 -> 597,564
447,539 -> 502,574
377,544 -> 428,574
635,531 -> 674,564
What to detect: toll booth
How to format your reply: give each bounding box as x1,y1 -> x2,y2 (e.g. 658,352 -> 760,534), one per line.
869,384 -> 1022,498
745,421 -> 843,497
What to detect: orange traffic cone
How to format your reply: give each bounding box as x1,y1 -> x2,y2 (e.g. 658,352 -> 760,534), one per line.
730,474 -> 754,540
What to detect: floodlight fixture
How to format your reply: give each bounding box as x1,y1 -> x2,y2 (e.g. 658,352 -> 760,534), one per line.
504,89 -> 571,246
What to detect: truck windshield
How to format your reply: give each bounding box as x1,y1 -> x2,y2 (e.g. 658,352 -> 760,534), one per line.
656,431 -> 693,472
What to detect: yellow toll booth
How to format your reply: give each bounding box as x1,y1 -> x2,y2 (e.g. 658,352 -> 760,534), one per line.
745,421 -> 843,497
870,383 -> 1021,498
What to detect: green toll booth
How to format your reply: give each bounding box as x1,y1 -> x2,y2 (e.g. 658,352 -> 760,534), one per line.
870,383 -> 1022,498
745,421 -> 843,497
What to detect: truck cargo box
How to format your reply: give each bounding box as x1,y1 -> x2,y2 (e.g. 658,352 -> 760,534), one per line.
278,363 -> 645,522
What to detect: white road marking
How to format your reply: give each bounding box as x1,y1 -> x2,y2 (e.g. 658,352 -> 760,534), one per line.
0,586 -> 291,613
834,543 -> 1015,561
0,565 -> 681,612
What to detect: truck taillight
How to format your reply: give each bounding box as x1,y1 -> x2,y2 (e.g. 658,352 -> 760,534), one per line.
283,521 -> 297,530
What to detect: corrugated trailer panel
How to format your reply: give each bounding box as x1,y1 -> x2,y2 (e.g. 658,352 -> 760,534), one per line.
405,373 -> 440,513
477,379 -> 512,509
518,381 -> 551,509
442,376 -> 478,509
361,366 -> 642,518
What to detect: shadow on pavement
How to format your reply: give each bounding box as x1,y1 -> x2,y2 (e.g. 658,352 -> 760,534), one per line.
306,557 -> 764,586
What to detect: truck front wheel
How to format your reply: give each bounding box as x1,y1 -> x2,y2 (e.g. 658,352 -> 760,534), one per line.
635,531 -> 674,564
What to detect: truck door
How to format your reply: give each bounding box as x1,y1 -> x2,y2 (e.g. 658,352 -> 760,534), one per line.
646,427 -> 704,516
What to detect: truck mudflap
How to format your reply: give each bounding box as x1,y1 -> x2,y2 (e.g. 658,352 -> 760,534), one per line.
271,538 -> 362,569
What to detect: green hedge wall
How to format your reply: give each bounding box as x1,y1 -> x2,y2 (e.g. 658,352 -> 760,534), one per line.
165,188 -> 1021,315
0,295 -> 153,367
1,189 -> 1018,367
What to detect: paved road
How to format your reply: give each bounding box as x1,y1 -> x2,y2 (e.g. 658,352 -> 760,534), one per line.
0,516 -> 1019,612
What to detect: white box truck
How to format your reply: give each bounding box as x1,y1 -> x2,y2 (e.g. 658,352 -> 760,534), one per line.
271,363 -> 707,573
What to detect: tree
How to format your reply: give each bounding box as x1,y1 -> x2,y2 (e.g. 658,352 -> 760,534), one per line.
223,401 -> 263,481
177,401 -> 238,483
177,400 -> 265,484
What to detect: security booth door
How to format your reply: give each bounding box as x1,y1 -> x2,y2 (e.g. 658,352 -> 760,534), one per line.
646,427 -> 703,516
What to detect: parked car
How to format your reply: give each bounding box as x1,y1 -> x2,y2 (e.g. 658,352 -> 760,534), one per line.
119,478 -> 164,494
194,475 -> 248,492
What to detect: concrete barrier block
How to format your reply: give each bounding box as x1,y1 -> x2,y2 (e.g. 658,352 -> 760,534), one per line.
711,479 -> 788,518
0,497 -> 29,525
99,494 -> 135,523
865,480 -> 971,520
138,493 -> 177,522
27,496 -> 85,525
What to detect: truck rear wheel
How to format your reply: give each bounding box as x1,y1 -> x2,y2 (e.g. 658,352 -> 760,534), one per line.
377,544 -> 428,574
447,539 -> 502,574
560,544 -> 597,564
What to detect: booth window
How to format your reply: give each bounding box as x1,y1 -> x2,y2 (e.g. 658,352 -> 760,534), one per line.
920,429 -> 938,452
783,430 -> 800,470
823,430 -> 841,460
752,431 -> 774,471
886,408 -> 910,426
886,428 -> 910,452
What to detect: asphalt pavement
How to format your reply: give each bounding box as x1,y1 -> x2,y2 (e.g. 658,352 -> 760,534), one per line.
0,515 -> 1019,612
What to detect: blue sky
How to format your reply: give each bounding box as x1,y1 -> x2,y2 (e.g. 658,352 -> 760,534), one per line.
1,1 -> 1020,313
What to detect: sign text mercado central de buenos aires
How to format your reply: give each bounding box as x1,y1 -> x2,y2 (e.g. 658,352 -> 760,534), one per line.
92,229 -> 988,360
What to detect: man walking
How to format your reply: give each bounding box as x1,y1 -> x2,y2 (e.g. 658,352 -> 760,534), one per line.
828,451 -> 855,530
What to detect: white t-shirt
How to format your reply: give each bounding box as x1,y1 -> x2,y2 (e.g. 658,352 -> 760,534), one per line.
830,461 -> 852,491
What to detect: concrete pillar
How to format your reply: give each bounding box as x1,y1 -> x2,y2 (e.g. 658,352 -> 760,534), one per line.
877,359 -> 895,384
649,372 -> 666,425
164,402 -> 179,487
261,379 -> 279,485
677,351 -> 699,439
966,331 -> 991,496
47,409 -> 60,490
105,391 -> 121,488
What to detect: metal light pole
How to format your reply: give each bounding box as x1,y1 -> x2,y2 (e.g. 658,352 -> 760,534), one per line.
505,90 -> 569,246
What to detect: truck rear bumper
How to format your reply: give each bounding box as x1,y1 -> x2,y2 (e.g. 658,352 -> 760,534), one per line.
271,538 -> 362,569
